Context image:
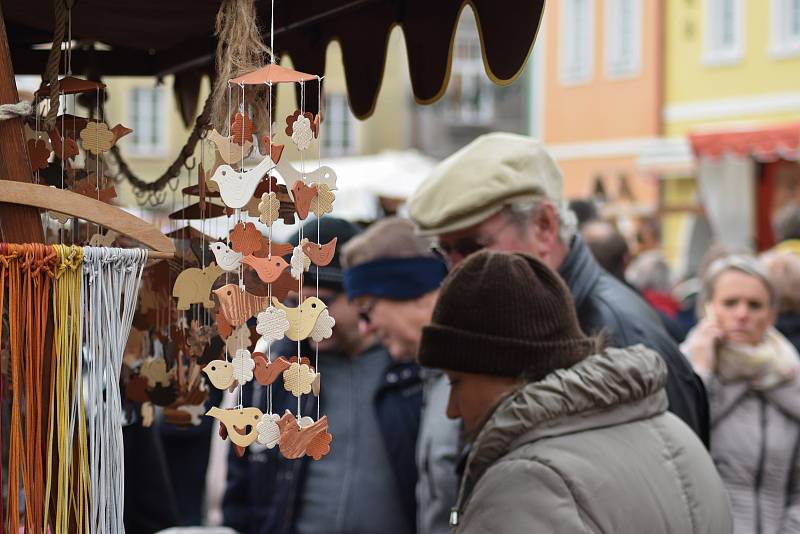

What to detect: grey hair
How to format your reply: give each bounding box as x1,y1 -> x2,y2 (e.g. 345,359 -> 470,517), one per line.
626,250 -> 672,293
698,254 -> 778,316
505,198 -> 577,244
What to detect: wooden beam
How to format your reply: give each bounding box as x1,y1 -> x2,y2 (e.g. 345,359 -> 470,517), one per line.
0,3 -> 44,244
0,181 -> 176,257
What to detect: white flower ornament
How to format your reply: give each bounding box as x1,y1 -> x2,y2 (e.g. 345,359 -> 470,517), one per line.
256,413 -> 281,448
232,349 -> 255,384
309,309 -> 335,342
291,115 -> 313,151
256,306 -> 290,342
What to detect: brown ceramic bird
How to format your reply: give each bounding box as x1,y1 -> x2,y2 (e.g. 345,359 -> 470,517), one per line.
241,254 -> 289,283
302,237 -> 338,267
252,354 -> 292,386
291,181 -> 317,220
213,284 -> 270,327
279,414 -> 330,460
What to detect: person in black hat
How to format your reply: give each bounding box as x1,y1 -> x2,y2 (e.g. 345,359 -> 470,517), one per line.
418,250 -> 732,534
223,217 -> 422,534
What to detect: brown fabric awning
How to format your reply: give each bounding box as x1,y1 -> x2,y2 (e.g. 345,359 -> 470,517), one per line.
3,0 -> 544,119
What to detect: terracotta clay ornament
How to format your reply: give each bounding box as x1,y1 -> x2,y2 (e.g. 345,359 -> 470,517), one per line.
231,112 -> 255,146
73,174 -> 117,203
284,110 -> 313,136
79,122 -> 115,155
277,158 -> 337,197
278,411 -> 332,460
48,128 -> 79,160
216,311 -> 234,339
291,181 -> 317,220
271,296 -> 327,341
229,222 -> 262,256
302,237 -> 337,267
261,135 -> 284,164
206,406 -> 263,447
208,241 -> 243,271
208,129 -> 254,166
241,254 -> 289,283
172,263 -> 225,310
214,284 -> 270,326
252,238 -> 294,258
253,354 -> 292,386
211,155 -> 276,209
203,360 -> 236,390
27,138 -> 50,171
225,323 -> 253,356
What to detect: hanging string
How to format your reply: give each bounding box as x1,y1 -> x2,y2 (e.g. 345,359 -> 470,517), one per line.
84,247 -> 147,533
316,77 -> 322,421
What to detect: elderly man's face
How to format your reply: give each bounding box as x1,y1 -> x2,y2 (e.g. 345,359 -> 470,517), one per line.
434,204 -> 563,270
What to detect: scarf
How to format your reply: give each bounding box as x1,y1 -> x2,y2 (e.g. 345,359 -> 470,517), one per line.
716,326 -> 800,390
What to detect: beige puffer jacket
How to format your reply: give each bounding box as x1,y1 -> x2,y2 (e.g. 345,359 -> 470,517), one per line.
451,345 -> 733,533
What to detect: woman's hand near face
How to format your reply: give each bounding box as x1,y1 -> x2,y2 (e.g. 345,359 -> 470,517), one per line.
686,316 -> 725,375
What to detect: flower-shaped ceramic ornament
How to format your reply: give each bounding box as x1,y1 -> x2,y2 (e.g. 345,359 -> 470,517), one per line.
290,244 -> 311,280
258,192 -> 280,226
256,306 -> 290,342
310,184 -> 335,217
309,309 -> 335,342
257,413 -> 281,448
291,114 -> 313,151
232,349 -> 256,384
283,362 -> 315,396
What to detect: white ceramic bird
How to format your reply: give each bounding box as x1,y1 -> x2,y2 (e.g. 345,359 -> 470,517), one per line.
276,158 -> 337,201
209,242 -> 243,272
210,155 -> 276,209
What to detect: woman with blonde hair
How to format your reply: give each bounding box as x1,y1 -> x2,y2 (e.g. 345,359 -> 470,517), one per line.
682,254 -> 800,533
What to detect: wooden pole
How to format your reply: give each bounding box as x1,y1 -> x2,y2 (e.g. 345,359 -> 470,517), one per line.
0,4 -> 45,243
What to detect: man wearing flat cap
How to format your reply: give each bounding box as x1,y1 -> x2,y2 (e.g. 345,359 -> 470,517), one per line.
408,132 -> 709,443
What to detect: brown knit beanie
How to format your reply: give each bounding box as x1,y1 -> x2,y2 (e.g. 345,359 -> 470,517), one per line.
418,250 -> 596,378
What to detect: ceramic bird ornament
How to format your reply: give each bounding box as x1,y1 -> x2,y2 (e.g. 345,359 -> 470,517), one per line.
271,296 -> 327,341
209,242 -> 243,272
253,354 -> 292,386
210,155 -> 276,209
202,360 -> 236,390
206,406 -> 263,447
241,254 -> 289,284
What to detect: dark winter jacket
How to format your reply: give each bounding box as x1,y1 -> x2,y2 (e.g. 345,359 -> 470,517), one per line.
222,342 -> 422,534
776,312 -> 800,353
450,346 -> 732,533
558,236 -> 710,445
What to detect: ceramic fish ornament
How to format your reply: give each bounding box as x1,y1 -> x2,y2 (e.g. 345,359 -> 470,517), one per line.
209,242 -> 243,271
210,155 -> 275,209
172,263 -> 224,310
271,296 -> 327,341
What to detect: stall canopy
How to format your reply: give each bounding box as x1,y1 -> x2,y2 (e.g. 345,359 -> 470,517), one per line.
689,123 -> 800,162
2,0 -> 545,119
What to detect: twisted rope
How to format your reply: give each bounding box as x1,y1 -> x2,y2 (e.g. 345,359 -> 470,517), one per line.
0,102 -> 32,121
43,0 -> 68,130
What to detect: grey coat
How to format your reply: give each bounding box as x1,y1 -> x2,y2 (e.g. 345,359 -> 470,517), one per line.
416,371 -> 462,534
452,345 -> 732,534
703,373 -> 800,534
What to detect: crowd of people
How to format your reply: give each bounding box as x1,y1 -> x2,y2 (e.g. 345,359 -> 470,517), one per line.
148,132 -> 800,533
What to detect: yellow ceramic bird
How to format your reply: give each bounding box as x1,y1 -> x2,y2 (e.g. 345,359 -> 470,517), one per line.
202,360 -> 236,390
206,406 -> 263,447
271,296 -> 327,341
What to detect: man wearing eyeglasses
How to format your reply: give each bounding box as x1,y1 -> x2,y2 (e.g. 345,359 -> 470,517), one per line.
408,132 -> 709,446
223,217 -> 422,534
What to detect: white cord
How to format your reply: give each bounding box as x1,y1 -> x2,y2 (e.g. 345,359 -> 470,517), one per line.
83,246 -> 147,533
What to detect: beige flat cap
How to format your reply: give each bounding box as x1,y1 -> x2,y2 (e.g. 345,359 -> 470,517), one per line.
408,132 -> 563,236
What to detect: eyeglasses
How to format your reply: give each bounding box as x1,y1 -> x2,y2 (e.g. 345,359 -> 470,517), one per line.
358,298 -> 377,325
430,216 -> 518,265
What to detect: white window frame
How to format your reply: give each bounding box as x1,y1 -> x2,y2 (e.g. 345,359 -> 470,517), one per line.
127,86 -> 168,158
605,0 -> 642,79
560,0 -> 595,86
770,0 -> 800,58
321,93 -> 357,158
703,0 -> 744,66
